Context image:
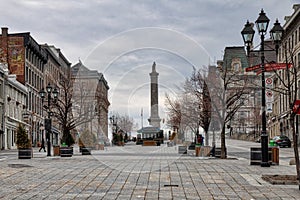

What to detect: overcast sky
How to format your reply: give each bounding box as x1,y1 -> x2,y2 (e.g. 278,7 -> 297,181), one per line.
0,0 -> 298,132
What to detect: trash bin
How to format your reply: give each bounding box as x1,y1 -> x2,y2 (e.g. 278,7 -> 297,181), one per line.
195,146 -> 201,157
271,146 -> 279,165
99,144 -> 105,150
53,145 -> 60,156
202,146 -> 211,157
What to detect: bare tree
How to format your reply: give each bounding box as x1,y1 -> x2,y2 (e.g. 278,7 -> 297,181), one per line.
165,64 -> 248,159
165,68 -> 211,144
109,112 -> 135,143
186,68 -> 212,146
207,62 -> 249,158
165,93 -> 183,140
165,90 -> 200,141
52,69 -> 96,146
118,114 -> 134,134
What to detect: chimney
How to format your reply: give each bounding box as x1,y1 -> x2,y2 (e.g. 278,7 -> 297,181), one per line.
1,27 -> 8,37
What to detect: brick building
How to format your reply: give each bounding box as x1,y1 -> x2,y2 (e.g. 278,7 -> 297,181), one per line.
0,27 -> 47,147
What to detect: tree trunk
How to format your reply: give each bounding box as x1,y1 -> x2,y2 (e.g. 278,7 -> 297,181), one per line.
205,130 -> 209,146
290,115 -> 300,190
221,124 -> 226,159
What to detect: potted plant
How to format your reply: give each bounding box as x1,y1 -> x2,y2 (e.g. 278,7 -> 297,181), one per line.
16,124 -> 32,159
60,130 -> 75,157
79,129 -> 96,155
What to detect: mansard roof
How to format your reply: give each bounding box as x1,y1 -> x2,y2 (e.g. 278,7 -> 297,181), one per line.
71,60 -> 109,90
223,46 -> 249,69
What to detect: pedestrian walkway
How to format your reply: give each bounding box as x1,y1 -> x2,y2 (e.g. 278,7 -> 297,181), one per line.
0,144 -> 299,199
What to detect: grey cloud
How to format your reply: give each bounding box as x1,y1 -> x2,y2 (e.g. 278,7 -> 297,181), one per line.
0,0 -> 296,128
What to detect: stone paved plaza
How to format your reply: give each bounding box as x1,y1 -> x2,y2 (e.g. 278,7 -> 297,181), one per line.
0,143 -> 299,200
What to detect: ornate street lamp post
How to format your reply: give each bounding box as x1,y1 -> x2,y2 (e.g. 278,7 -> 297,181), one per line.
39,83 -> 59,156
241,9 -> 283,167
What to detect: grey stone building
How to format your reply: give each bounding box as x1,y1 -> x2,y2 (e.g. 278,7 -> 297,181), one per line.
71,61 -> 110,143
269,4 -> 300,143
217,46 -> 262,138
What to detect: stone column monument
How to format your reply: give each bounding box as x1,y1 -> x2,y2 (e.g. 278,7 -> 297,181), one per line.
148,62 -> 161,128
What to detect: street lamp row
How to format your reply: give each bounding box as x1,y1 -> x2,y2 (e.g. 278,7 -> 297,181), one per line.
241,9 -> 284,167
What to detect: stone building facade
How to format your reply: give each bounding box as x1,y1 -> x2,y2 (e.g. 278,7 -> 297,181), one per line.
268,4 -> 300,143
217,47 -> 261,138
0,63 -> 27,149
0,64 -> 6,149
41,44 -> 71,146
71,61 -> 110,143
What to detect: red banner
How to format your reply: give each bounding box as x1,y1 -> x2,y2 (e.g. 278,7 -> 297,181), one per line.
246,63 -> 293,73
245,65 -> 260,72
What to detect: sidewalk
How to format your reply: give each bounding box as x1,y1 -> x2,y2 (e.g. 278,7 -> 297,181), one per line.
0,144 -> 299,199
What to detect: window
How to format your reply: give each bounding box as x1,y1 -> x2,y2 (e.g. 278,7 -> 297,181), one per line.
292,33 -> 294,49
296,30 -> 298,45
28,69 -> 31,85
25,66 -> 28,82
280,94 -> 282,113
0,83 -> 2,98
233,63 -> 240,71
298,52 -> 300,69
298,81 -> 300,99
299,27 -> 300,42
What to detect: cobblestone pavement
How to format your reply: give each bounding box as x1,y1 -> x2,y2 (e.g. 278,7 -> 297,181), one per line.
0,144 -> 299,200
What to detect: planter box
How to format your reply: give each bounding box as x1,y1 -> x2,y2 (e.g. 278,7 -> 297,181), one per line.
18,148 -> 32,159
60,147 -> 73,157
81,147 -> 92,155
250,147 -> 272,165
143,140 -> 157,146
178,146 -> 187,154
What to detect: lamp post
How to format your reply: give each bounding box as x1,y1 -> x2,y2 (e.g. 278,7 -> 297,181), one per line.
241,9 -> 283,167
39,83 -> 59,156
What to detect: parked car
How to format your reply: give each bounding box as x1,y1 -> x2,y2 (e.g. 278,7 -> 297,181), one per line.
272,135 -> 291,148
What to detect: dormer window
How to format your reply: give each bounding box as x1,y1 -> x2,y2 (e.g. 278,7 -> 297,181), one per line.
231,58 -> 242,72
232,62 -> 241,72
